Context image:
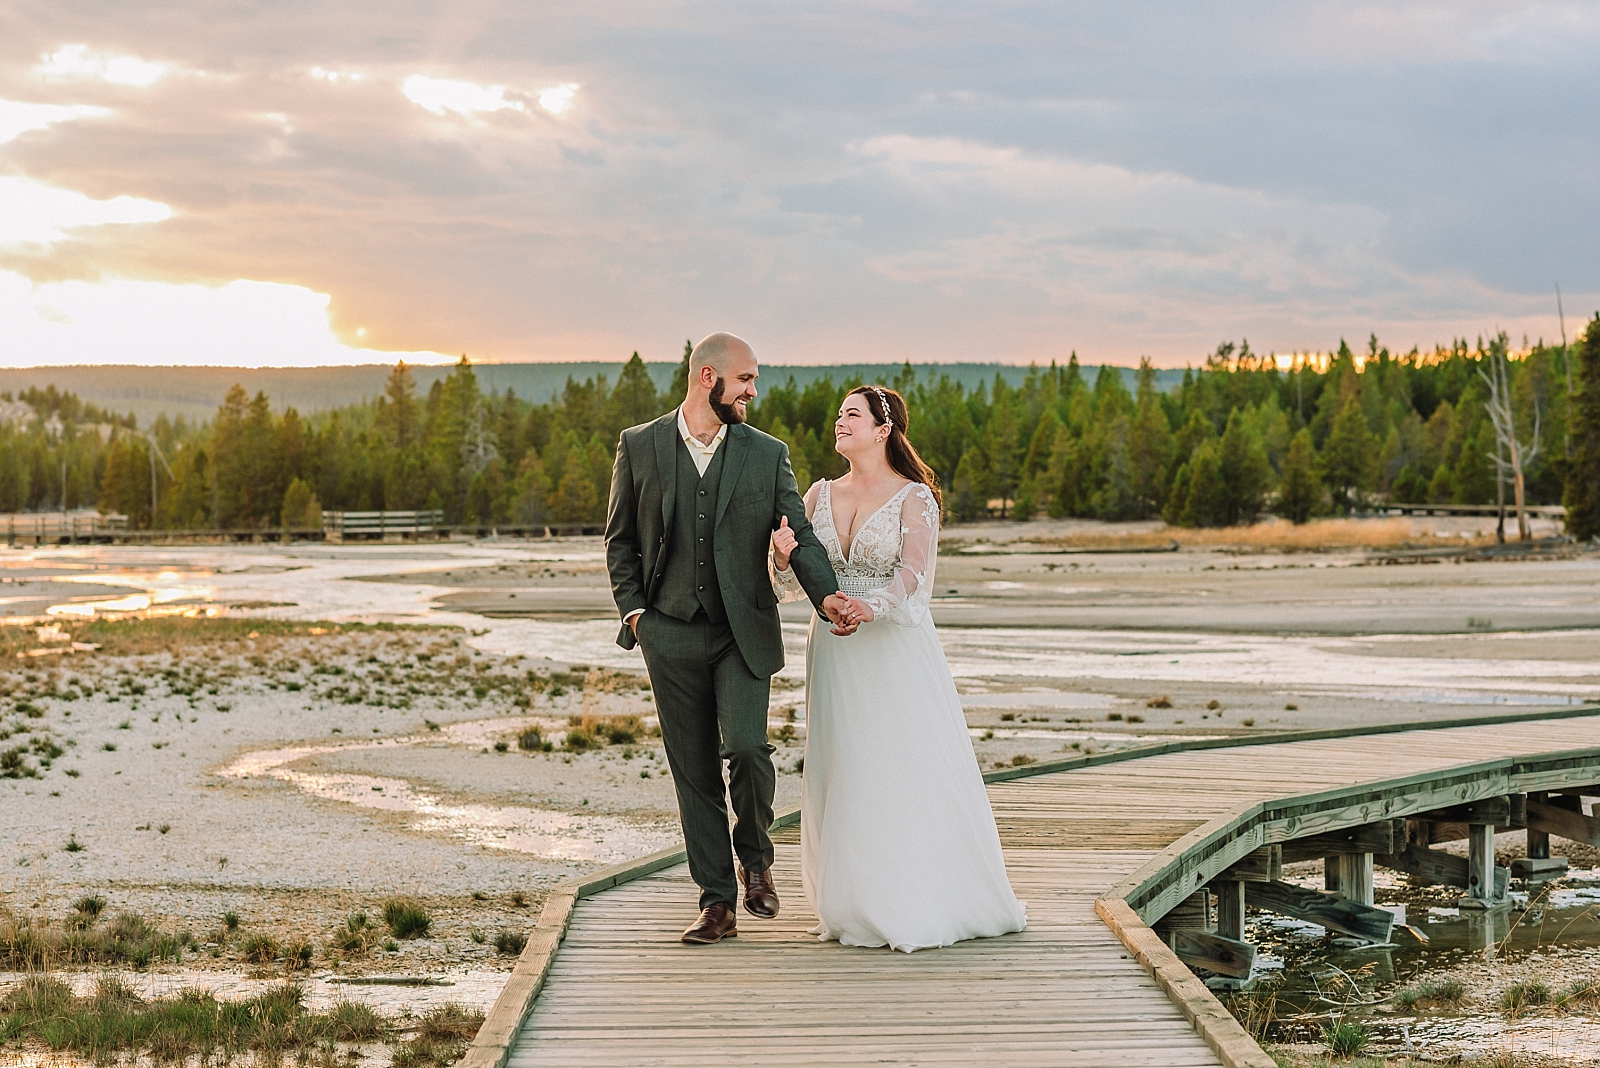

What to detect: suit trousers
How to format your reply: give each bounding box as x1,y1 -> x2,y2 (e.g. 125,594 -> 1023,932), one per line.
635,608 -> 775,910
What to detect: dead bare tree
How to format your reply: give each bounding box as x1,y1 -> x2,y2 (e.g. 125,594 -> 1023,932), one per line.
1480,338 -> 1540,541
1558,283 -> 1573,459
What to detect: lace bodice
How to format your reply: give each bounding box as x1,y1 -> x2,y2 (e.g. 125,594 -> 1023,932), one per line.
773,480 -> 940,627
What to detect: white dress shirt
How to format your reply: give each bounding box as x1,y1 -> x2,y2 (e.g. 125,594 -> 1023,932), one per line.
625,407 -> 728,627
677,405 -> 726,476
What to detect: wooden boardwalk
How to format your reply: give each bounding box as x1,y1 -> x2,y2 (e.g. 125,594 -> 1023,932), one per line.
485,713 -> 1600,1068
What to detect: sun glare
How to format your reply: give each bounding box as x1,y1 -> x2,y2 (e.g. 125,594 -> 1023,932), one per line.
402,74 -> 524,117
0,271 -> 452,368
35,44 -> 169,87
538,83 -> 579,115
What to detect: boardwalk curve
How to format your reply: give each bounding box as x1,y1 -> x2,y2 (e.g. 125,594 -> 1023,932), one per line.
464,708 -> 1600,1068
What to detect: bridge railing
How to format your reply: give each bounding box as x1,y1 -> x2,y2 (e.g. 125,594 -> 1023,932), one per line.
322,509 -> 446,541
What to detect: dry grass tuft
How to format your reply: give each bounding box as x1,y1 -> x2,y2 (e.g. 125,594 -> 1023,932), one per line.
1020,517 -> 1495,554
0,975 -> 391,1063
391,1004 -> 484,1068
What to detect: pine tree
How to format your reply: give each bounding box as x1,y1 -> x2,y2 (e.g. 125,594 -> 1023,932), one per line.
1127,358 -> 1172,517
100,436 -> 152,529
1044,425 -> 1078,518
511,451 -> 551,526
1216,409 -> 1273,525
375,361 -> 419,448
1172,440 -> 1226,527
767,418 -> 811,493
1564,314 -> 1600,540
669,340 -> 692,401
1321,394 -> 1376,513
281,478 -> 319,529
1275,428 -> 1321,524
950,446 -> 990,521
1422,464 -> 1449,503
606,352 -> 661,435
983,378 -> 1021,514
552,464 -> 596,523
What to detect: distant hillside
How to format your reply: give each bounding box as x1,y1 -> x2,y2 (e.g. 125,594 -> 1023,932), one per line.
0,360 -> 1179,426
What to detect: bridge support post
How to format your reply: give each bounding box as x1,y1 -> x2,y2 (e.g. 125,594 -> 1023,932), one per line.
1216,880 -> 1246,941
1527,791 -> 1550,860
1516,793 -> 1576,881
1335,853 -> 1374,906
1462,823 -> 1502,907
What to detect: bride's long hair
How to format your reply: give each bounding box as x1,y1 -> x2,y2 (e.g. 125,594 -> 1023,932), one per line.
846,385 -> 942,509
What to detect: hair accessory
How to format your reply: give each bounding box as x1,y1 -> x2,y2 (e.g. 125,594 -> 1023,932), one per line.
872,387 -> 894,433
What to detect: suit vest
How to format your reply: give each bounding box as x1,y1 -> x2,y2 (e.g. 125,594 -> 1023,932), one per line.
654,434 -> 729,623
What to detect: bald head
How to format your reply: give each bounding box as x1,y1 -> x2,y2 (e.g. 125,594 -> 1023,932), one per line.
689,331 -> 754,380
683,331 -> 759,428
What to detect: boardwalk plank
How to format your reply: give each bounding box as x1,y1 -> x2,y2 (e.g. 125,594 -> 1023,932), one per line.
506,714 -> 1600,1068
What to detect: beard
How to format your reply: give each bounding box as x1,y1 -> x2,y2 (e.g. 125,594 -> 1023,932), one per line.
708,376 -> 747,425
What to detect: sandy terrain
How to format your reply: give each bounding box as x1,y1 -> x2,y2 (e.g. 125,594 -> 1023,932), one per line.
1,518 -> 1597,1038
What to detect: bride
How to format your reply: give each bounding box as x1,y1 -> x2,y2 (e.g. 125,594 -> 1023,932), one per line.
771,385 -> 1026,953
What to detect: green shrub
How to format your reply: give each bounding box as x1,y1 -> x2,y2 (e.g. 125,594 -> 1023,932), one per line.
382,898 -> 431,939
1324,1019 -> 1369,1057
1397,978 -> 1465,1008
494,931 -> 527,955
329,999 -> 384,1040
241,934 -> 281,963
1501,980 -> 1551,1014
563,729 -> 597,752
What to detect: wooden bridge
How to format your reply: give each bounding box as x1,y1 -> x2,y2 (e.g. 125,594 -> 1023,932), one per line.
463,709 -> 1600,1068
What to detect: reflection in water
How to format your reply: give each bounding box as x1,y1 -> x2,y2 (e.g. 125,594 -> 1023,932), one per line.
219,726 -> 677,865
1254,877 -> 1600,1059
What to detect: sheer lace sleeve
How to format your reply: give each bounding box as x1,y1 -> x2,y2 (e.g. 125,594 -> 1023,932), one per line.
861,484 -> 939,627
771,480 -> 820,603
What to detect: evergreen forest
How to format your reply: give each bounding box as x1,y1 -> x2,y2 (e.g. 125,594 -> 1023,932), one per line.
2,321 -> 1597,539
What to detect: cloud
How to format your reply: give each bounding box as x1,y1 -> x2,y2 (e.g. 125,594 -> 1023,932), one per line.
0,176 -> 171,246
537,83 -> 579,115
0,270 -> 451,367
34,44 -> 169,87
403,75 -> 524,117
309,67 -> 363,83
0,99 -> 110,144
0,3 -> 1595,368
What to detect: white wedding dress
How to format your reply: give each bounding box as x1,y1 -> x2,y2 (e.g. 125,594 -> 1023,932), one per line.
774,480 -> 1026,953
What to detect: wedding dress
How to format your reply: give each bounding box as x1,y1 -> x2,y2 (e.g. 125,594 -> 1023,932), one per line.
774,481 -> 1026,952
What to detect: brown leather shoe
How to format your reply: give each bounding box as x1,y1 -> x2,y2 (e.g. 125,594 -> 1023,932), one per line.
681,902 -> 738,944
739,865 -> 780,919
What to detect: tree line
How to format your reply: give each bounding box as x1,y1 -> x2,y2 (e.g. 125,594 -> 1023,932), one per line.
2,321 -> 1598,540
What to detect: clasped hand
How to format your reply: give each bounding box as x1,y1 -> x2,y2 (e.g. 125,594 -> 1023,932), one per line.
823,592 -> 874,635
773,517 -> 872,636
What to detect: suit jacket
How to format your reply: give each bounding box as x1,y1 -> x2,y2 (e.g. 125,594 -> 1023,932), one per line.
605,412 -> 838,678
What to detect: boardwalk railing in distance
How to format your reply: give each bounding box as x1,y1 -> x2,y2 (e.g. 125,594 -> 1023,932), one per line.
1367,501 -> 1566,518
322,509 -> 445,541
3,511 -> 128,545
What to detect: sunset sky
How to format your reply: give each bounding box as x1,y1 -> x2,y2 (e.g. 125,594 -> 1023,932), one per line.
1,2 -> 1596,368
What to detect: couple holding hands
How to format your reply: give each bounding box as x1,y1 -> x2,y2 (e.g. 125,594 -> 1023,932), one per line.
605,332 -> 1025,952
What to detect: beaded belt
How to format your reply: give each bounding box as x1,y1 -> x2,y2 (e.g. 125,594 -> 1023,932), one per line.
836,574 -> 892,597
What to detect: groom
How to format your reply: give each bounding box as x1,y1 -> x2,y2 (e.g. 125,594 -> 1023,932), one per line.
605,332 -> 848,944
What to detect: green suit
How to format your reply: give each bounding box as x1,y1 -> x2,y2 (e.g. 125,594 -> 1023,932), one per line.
606,412 -> 837,909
